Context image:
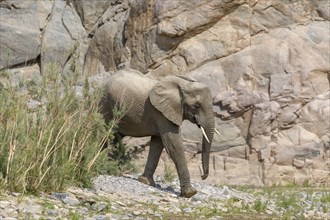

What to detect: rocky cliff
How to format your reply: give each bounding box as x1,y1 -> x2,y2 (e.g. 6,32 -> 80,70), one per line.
1,0 -> 329,186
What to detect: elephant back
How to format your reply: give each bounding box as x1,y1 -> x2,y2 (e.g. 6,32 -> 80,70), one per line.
106,69 -> 155,99
101,69 -> 156,124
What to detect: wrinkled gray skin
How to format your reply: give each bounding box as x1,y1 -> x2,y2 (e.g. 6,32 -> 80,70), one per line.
99,69 -> 215,198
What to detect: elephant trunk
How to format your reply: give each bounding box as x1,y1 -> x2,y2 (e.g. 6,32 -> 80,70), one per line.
200,110 -> 215,180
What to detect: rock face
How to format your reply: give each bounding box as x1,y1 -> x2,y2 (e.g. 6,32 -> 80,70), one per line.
0,0 -> 329,187
0,1 -> 40,69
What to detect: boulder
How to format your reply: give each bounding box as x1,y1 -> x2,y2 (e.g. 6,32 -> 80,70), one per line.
149,2 -> 251,77
274,125 -> 321,166
40,1 -> 73,74
249,102 -> 272,137
70,0 -> 113,31
312,0 -> 330,20
37,0 -> 53,30
278,103 -> 301,129
0,64 -> 40,89
300,92 -> 330,138
83,1 -> 130,75
250,0 -> 315,34
0,0 -> 40,69
62,3 -> 86,41
41,1 -> 86,74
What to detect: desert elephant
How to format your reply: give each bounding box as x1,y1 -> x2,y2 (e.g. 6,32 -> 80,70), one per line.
99,69 -> 215,198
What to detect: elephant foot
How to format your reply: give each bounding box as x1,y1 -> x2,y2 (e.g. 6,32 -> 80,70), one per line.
180,184 -> 197,198
138,175 -> 156,187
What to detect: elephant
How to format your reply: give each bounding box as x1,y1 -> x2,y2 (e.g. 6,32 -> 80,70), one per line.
99,69 -> 215,198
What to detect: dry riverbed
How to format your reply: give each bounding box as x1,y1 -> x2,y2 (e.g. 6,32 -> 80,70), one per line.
1,175 -> 329,220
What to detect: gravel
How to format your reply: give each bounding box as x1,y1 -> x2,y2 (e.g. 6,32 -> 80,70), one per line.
1,174 -> 329,219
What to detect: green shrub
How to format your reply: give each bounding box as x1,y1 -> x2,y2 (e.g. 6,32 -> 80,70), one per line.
252,199 -> 267,213
320,192 -> 330,213
276,192 -> 302,219
0,64 -> 131,193
163,162 -> 176,183
320,192 -> 330,203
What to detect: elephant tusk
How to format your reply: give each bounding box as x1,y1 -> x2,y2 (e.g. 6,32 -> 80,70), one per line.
201,127 -> 210,143
214,128 -> 221,136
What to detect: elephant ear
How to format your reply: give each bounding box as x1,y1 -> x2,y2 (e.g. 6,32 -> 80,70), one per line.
149,77 -> 183,126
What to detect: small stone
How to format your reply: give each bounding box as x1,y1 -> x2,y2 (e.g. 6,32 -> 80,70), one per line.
58,208 -> 69,215
170,193 -> 178,198
169,205 -> 181,214
115,201 -> 126,207
266,210 -> 273,215
0,200 -> 11,207
32,214 -> 42,219
20,204 -> 42,215
84,202 -> 91,208
182,207 -> 193,213
154,213 -> 162,218
62,196 -> 80,206
293,158 -> 305,168
94,215 -> 110,220
223,186 -> 230,196
92,202 -> 108,212
11,192 -> 21,197
47,209 -> 59,216
27,99 -> 42,109
51,192 -> 67,201
307,210 -> 315,217
147,209 -> 154,215
132,210 -> 141,216
78,207 -> 89,216
50,192 -> 80,206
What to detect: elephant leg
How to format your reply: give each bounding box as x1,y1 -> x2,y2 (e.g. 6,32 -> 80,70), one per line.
114,132 -> 124,145
138,136 -> 164,187
160,131 -> 197,198
101,139 -> 108,151
101,132 -> 123,151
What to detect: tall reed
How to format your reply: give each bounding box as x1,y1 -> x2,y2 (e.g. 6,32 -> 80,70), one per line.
0,64 -> 125,193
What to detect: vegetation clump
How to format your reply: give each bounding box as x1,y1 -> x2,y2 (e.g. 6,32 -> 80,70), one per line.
0,64 -> 134,194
